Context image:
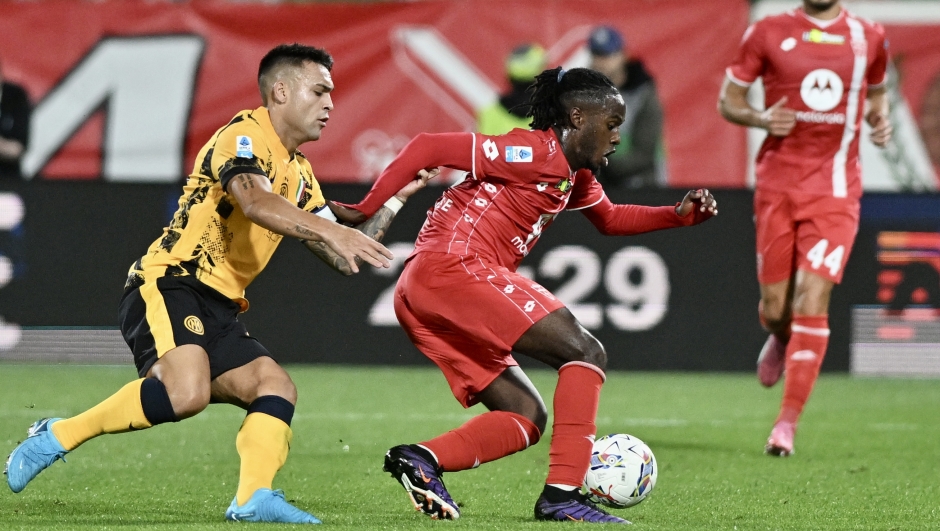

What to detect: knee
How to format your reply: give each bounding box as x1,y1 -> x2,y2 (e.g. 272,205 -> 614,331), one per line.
166,381 -> 210,420
531,403 -> 548,436
275,378 -> 298,406
760,295 -> 790,333
792,283 -> 832,316
575,337 -> 608,372
553,327 -> 608,371
255,371 -> 297,406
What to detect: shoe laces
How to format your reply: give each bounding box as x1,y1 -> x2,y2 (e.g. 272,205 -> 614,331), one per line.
25,438 -> 68,464
545,495 -> 621,522
579,494 -> 614,515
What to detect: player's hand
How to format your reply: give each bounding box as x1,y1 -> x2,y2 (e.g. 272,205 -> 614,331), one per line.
760,97 -> 797,137
867,112 -> 892,148
394,168 -> 440,202
321,223 -> 393,273
676,188 -> 718,224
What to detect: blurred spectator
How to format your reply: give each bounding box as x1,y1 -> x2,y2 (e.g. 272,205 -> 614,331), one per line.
0,60 -> 30,180
477,43 -> 546,135
588,25 -> 664,188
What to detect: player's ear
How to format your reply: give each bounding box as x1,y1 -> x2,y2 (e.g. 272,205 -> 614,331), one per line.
271,80 -> 289,105
568,106 -> 585,130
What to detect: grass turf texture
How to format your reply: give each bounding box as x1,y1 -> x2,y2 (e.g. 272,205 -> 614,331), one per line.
0,365 -> 938,530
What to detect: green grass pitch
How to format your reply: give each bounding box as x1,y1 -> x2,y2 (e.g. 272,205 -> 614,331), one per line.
0,365 -> 938,530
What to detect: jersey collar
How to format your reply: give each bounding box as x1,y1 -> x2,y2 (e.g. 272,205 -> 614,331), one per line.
798,6 -> 845,29
548,127 -> 576,177
253,106 -> 293,163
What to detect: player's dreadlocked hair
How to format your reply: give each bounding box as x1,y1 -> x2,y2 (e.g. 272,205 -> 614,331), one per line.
258,43 -> 334,104
527,67 -> 619,130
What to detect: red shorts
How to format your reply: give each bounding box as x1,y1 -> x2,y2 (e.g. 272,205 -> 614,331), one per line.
394,251 -> 565,407
754,189 -> 860,285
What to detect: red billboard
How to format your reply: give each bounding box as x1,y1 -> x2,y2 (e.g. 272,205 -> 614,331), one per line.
3,1 -> 938,189
0,0 -> 750,186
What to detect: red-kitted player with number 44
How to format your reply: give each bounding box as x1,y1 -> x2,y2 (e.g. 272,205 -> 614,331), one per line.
719,0 -> 892,457
334,67 -> 716,524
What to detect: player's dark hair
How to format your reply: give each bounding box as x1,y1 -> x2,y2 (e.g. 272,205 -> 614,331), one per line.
258,43 -> 333,103
527,67 -> 619,130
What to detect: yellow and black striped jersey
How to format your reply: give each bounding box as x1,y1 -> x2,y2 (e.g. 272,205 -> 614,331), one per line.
127,107 -> 326,311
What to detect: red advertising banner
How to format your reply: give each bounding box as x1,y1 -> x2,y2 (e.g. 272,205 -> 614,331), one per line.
0,0 -> 750,186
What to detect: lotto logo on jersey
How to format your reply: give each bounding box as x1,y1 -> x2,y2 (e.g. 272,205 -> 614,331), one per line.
505,146 -> 533,163
800,69 -> 843,112
802,29 -> 845,45
236,136 -> 254,158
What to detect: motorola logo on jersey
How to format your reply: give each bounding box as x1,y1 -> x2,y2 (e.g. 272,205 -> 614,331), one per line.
800,69 -> 844,112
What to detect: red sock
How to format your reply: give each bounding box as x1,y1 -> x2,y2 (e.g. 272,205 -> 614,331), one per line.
545,362 -> 605,487
777,314 -> 829,424
421,411 -> 540,472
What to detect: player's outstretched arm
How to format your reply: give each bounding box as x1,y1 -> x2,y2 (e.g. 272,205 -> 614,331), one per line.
304,169 -> 439,275
718,78 -> 795,137
581,189 -> 717,236
866,87 -> 892,148
336,133 -> 473,222
226,172 -> 392,273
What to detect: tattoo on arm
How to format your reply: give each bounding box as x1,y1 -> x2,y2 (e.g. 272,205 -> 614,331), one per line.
236,174 -> 255,190
294,224 -> 316,239
356,205 -> 396,242
303,205 -> 398,276
304,240 -> 356,276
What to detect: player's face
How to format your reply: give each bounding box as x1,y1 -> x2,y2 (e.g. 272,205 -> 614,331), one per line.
286,61 -> 334,142
574,94 -> 625,173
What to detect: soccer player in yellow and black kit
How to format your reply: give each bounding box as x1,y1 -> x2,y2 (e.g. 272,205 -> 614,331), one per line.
4,44 -> 434,524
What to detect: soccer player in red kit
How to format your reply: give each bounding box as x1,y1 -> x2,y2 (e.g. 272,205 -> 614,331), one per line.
333,67 -> 717,523
719,0 -> 893,457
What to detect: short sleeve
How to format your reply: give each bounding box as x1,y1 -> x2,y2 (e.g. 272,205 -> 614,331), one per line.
298,160 -> 327,214
867,25 -> 889,88
312,203 -> 336,220
566,170 -> 606,211
726,22 -> 766,87
214,119 -> 269,192
472,130 -> 565,184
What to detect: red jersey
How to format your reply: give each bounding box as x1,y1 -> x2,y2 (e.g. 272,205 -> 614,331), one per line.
415,129 -> 603,269
345,129 -> 702,270
726,7 -> 888,199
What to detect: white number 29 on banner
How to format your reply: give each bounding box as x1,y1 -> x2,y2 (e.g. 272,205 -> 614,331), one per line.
369,244 -> 670,332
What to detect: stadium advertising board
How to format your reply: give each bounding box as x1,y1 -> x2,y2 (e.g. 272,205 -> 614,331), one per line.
6,182 -> 936,372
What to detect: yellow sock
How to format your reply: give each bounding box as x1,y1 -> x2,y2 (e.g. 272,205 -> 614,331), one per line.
51,379 -> 153,451
235,413 -> 292,506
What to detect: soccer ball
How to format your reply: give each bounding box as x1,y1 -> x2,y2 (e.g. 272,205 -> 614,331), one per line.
583,433 -> 658,508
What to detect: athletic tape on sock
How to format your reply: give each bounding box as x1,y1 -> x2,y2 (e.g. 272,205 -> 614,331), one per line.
140,378 -> 178,425
247,395 -> 295,426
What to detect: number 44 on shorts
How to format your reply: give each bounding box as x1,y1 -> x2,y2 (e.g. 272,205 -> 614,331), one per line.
806,239 -> 845,276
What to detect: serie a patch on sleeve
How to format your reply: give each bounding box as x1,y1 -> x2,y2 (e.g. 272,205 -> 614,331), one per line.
505,146 -> 533,163
236,136 -> 254,158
